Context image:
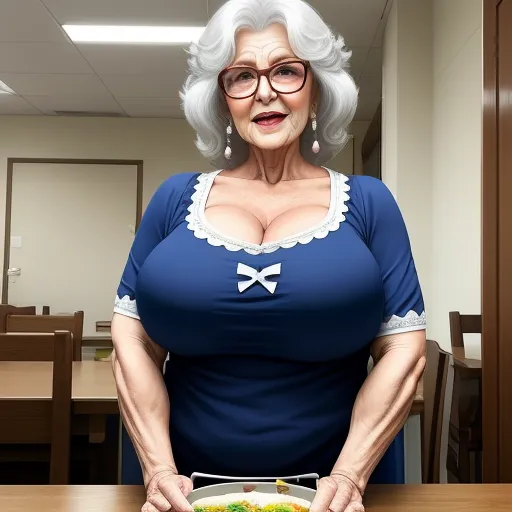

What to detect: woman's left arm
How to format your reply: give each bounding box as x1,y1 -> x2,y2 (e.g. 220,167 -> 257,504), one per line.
311,176 -> 427,512
333,329 -> 426,491
332,331 -> 426,488
311,331 -> 426,512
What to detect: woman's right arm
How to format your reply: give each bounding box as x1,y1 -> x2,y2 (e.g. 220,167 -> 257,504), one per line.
111,313 -> 193,512
111,312 -> 174,484
111,174 -> 195,511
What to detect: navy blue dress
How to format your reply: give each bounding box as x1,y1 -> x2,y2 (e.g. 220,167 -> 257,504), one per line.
114,169 -> 426,483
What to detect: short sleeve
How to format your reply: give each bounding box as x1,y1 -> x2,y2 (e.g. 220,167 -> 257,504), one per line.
355,176 -> 426,337
113,173 -> 194,320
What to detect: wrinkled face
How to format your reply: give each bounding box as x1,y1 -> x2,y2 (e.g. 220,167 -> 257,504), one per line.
221,23 -> 315,152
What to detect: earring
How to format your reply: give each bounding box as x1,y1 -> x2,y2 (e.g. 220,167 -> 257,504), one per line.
311,112 -> 320,154
224,119 -> 232,160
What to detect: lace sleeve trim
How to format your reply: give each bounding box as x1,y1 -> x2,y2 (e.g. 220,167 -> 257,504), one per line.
114,295 -> 140,320
377,310 -> 426,337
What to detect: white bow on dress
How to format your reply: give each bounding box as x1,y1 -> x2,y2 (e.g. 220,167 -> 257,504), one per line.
237,262 -> 281,294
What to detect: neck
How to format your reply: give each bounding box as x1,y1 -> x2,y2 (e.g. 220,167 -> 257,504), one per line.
242,140 -> 316,184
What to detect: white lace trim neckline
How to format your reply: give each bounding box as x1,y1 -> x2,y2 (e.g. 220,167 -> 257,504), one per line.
185,168 -> 350,255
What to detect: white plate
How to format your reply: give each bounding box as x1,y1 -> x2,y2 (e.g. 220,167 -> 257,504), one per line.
188,481 -> 317,505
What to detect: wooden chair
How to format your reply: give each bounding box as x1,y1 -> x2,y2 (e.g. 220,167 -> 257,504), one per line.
0,305 -> 36,331
447,311 -> 482,483
1,310 -> 84,361
421,339 -> 450,483
0,331 -> 73,484
449,312 -> 482,349
0,305 -> 51,329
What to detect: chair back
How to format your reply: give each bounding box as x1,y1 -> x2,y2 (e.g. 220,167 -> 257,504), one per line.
0,331 -> 73,484
0,305 -> 36,332
422,339 -> 450,483
449,311 -> 482,348
3,311 -> 84,361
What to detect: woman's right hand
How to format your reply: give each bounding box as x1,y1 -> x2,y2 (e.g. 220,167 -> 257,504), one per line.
142,469 -> 194,512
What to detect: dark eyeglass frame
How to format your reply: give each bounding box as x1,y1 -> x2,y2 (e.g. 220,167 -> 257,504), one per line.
218,59 -> 309,100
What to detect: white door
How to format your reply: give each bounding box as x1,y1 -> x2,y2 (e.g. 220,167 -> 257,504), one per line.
7,162 -> 138,337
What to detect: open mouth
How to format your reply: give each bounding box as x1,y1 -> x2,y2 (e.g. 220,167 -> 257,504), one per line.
252,112 -> 288,126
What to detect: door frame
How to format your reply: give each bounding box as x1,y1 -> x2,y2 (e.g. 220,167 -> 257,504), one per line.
2,158 -> 143,303
482,0 -> 512,482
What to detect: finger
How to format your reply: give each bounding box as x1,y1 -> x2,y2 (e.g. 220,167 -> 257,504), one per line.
179,477 -> 194,497
147,492 -> 173,511
310,478 -> 338,512
141,501 -> 163,512
327,484 -> 355,512
159,482 -> 193,512
344,501 -> 365,512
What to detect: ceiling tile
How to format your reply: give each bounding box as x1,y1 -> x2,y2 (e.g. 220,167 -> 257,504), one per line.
0,42 -> 92,74
372,0 -> 393,48
346,46 -> 370,82
117,97 -> 183,118
0,94 -> 42,115
42,0 -> 208,25
309,0 -> 388,48
22,93 -> 125,115
0,0 -> 66,43
101,75 -> 183,98
0,73 -> 111,97
353,93 -> 381,121
360,47 -> 382,80
357,77 -> 382,98
78,44 -> 189,77
207,0 -> 227,19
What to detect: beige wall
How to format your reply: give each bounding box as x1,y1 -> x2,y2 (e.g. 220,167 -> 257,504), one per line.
9,163 -> 137,337
382,0 -> 433,319
382,0 -> 482,353
431,0 -> 482,357
382,0 -> 483,485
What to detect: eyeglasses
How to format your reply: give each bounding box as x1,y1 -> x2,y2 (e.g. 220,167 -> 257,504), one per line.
218,59 -> 309,99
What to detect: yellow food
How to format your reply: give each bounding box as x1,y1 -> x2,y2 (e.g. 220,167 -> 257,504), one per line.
275,480 -> 290,495
193,502 -> 309,512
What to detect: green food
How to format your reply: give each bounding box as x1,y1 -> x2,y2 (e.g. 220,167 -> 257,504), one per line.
193,502 -> 307,512
227,503 -> 250,512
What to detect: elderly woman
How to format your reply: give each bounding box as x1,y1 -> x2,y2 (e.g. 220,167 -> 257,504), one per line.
111,1 -> 426,511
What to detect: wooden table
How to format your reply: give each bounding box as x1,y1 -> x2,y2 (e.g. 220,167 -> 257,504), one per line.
0,484 -> 511,511
82,335 -> 113,349
0,360 -> 424,415
0,361 -> 118,444
0,361 -> 117,413
364,484 -> 512,511
452,347 -> 481,372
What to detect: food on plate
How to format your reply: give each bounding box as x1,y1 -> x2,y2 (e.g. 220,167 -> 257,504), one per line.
191,492 -> 311,512
275,480 -> 290,495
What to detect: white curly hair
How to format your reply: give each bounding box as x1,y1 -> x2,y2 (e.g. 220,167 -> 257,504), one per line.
180,0 -> 358,169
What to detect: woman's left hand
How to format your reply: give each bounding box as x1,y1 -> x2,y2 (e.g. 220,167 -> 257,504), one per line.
309,473 -> 364,512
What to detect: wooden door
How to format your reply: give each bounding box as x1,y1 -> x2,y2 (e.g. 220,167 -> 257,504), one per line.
482,0 -> 512,482
3,159 -> 142,337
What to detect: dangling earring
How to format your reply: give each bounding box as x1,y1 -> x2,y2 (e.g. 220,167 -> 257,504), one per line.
311,112 -> 320,154
224,119 -> 232,160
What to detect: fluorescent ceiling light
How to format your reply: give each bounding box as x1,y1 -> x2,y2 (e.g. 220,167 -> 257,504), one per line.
0,80 -> 15,95
62,25 -> 205,43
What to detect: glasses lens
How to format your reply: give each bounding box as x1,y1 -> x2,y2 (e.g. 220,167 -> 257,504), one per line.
270,62 -> 306,93
222,67 -> 258,98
